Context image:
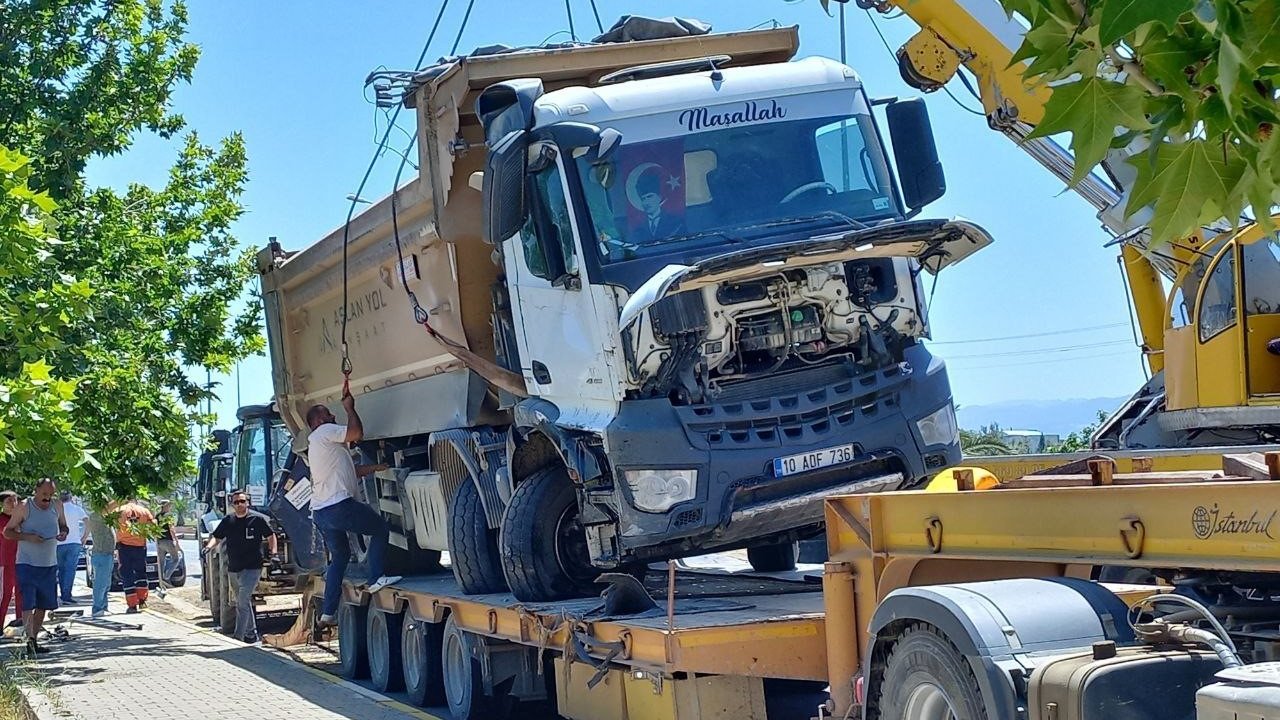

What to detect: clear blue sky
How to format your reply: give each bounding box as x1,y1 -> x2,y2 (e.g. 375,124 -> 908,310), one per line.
86,0 -> 1146,432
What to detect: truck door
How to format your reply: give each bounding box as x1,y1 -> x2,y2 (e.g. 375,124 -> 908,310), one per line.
1241,232 -> 1280,397
1193,243 -> 1245,407
504,145 -> 620,414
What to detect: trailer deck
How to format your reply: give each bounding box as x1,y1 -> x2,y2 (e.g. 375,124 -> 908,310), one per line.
350,562 -> 830,683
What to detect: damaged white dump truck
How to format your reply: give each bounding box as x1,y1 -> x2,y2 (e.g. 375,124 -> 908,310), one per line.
260,23 -> 990,602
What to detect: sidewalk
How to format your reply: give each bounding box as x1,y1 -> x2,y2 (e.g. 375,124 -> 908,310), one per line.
18,609 -> 438,720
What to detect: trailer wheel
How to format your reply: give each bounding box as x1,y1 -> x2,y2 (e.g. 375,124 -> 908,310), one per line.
338,602 -> 370,680
402,617 -> 446,707
367,607 -> 405,692
748,540 -> 799,572
500,465 -> 599,602
877,624 -> 988,720
448,479 -> 507,594
442,615 -> 511,720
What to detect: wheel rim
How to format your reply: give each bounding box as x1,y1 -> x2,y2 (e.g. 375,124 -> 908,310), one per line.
553,504 -> 596,585
403,623 -> 422,688
444,631 -> 467,706
903,682 -> 958,720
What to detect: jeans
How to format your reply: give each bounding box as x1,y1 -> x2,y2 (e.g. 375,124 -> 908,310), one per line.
156,539 -> 181,586
313,498 -> 389,617
227,568 -> 262,641
90,553 -> 113,614
56,543 -> 81,602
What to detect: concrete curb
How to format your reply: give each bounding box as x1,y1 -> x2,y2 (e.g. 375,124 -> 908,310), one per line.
20,686 -> 57,720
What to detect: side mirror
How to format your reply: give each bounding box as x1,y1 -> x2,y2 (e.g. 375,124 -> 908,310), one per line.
482,129 -> 529,244
886,98 -> 945,211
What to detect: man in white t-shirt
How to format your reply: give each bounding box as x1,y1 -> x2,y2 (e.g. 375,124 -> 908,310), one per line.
56,492 -> 88,605
305,388 -> 400,628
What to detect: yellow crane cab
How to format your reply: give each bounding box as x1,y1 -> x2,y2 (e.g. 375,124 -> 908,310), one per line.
1163,228 -> 1280,428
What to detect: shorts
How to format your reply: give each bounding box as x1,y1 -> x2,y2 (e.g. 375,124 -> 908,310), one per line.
16,564 -> 57,611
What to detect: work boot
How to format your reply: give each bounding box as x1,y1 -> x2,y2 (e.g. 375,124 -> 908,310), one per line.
24,639 -> 47,658
317,614 -> 338,629
125,606 -> 139,615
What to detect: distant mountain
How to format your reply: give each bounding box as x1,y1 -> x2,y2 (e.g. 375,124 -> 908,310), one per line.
955,396 -> 1129,436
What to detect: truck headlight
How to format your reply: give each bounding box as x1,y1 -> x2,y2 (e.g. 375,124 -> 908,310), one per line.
623,469 -> 698,513
916,405 -> 958,447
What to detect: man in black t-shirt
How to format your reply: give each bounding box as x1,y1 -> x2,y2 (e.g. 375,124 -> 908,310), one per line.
205,490 -> 277,643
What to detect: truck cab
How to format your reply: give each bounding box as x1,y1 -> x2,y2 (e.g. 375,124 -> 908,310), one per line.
476,55 -> 988,598
196,403 -> 317,633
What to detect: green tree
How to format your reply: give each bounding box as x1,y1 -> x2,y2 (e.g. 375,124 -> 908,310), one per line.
1005,0 -> 1280,243
0,1 -> 260,504
0,148 -> 92,479
1046,410 -> 1111,453
960,423 -> 1016,456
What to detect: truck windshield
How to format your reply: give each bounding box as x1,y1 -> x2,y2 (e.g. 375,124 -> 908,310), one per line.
576,104 -> 895,263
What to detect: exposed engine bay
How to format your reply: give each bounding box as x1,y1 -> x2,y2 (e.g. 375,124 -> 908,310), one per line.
623,257 -> 925,403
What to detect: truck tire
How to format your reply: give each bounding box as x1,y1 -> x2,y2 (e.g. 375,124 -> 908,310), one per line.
449,480 -> 507,594
338,602 -> 370,679
367,607 -> 404,692
876,623 -> 988,720
207,557 -> 224,628
500,466 -> 599,602
442,615 -> 511,720
215,553 -> 236,635
402,617 -> 446,707
748,540 -> 799,572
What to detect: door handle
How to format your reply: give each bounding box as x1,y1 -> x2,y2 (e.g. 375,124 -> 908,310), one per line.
531,361 -> 552,384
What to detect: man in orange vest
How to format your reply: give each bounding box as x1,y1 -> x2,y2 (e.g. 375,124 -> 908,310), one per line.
114,499 -> 153,613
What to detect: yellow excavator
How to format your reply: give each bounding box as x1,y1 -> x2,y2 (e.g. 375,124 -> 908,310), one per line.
860,0 -> 1280,449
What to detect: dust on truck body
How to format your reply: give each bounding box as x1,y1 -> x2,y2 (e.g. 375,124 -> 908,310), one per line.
259,26 -> 989,601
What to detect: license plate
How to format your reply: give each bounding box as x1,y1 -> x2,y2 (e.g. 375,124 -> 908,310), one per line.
773,444 -> 856,478
146,565 -> 157,573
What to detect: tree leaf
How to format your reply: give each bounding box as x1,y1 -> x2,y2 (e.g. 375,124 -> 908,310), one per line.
1217,35 -> 1246,117
1026,76 -> 1152,185
1098,0 -> 1194,46
1243,0 -> 1280,70
1146,140 -> 1237,243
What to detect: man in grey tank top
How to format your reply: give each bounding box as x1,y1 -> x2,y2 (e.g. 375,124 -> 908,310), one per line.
3,479 -> 68,657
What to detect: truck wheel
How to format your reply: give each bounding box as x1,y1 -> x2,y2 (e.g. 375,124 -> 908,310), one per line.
500,466 -> 599,602
215,554 -> 236,635
367,607 -> 404,692
449,479 -> 507,594
877,624 -> 988,720
748,540 -> 799,572
402,617 -> 446,706
338,602 -> 370,680
442,615 -> 511,720
207,557 -> 223,627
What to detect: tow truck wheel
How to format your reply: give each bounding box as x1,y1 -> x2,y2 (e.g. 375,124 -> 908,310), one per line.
500,465 -> 599,602
748,540 -> 799,572
401,616 -> 446,706
877,623 -> 987,720
338,602 -> 370,679
367,607 -> 405,692
442,615 -> 511,720
448,479 -> 507,594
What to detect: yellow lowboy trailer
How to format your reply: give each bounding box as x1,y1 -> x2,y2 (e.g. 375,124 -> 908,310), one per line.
321,452 -> 1280,720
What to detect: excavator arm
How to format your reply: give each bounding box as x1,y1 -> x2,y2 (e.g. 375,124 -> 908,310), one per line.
859,0 -> 1169,373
